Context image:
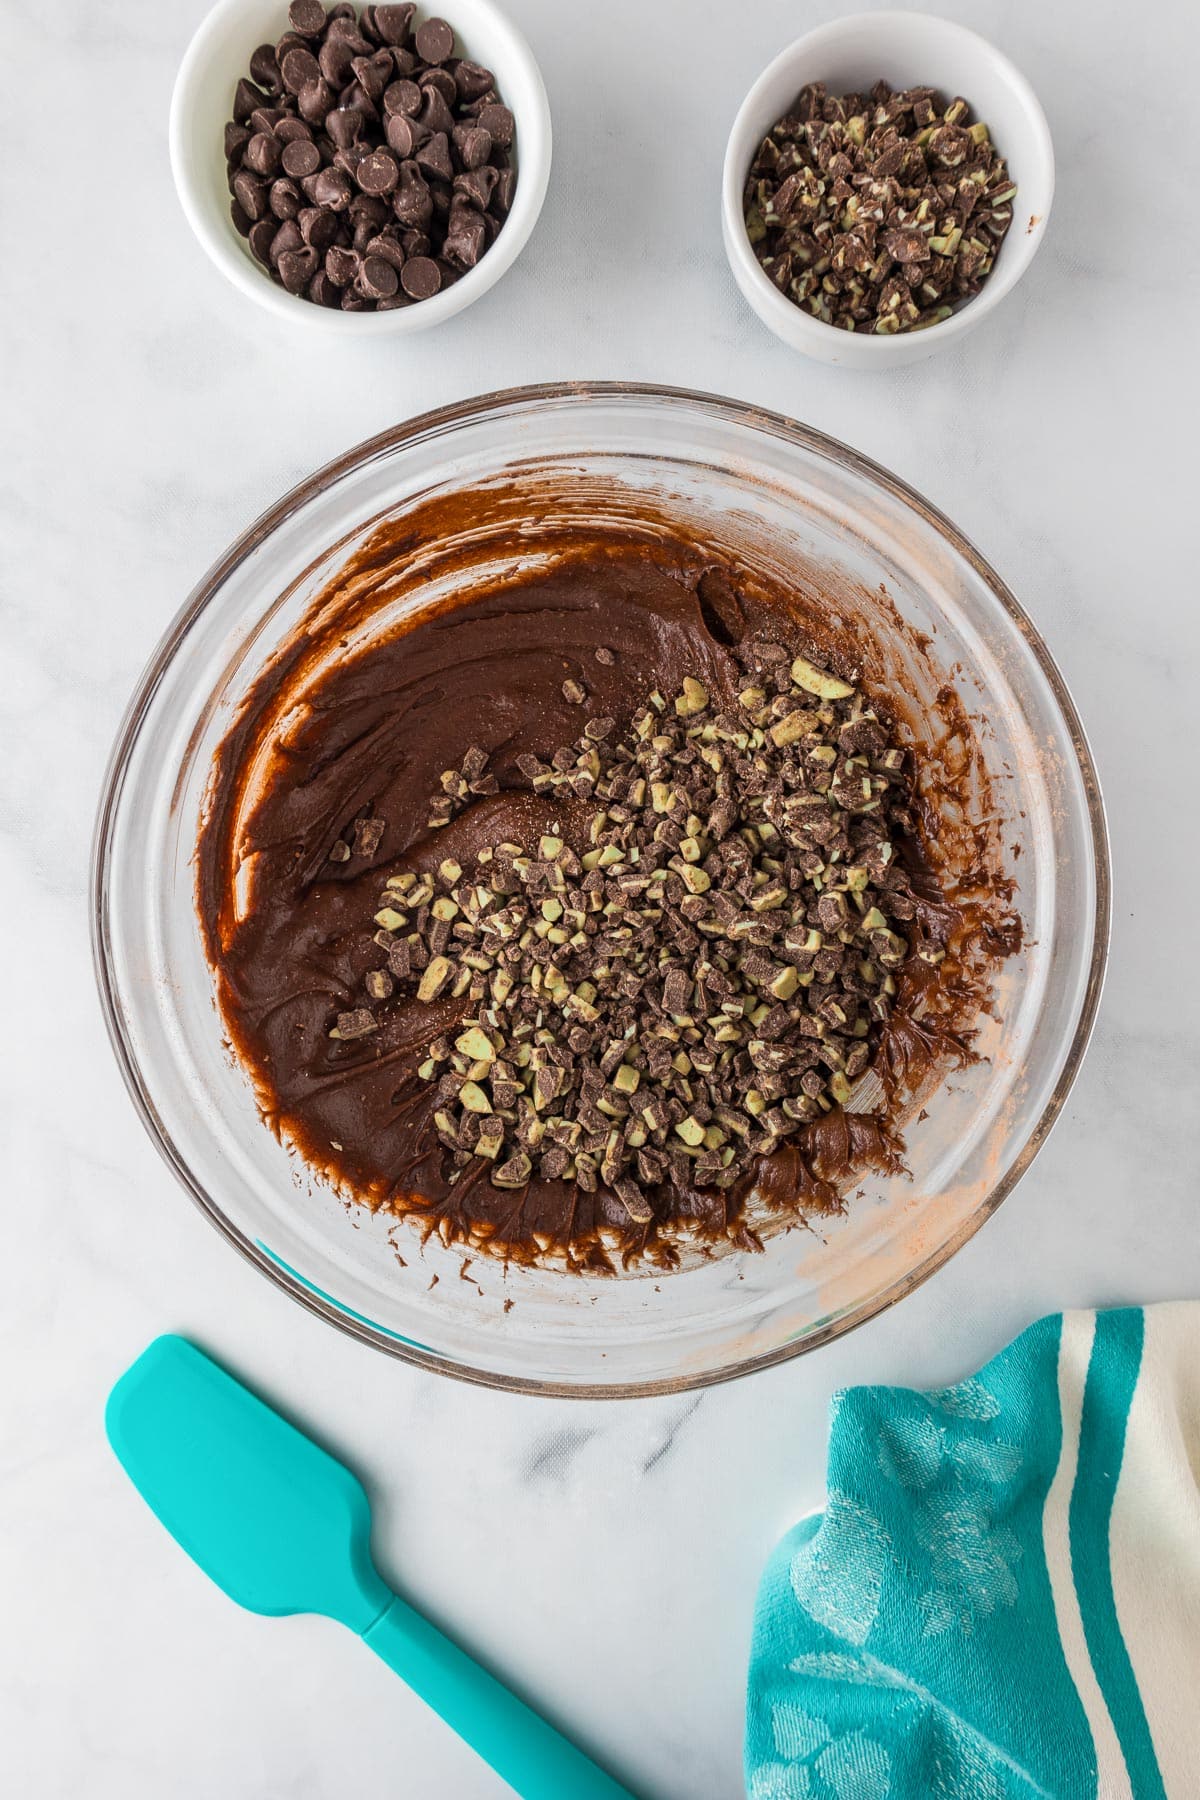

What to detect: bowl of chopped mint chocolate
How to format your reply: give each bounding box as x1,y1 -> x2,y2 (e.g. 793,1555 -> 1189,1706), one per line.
722,11 -> 1054,366
93,385 -> 1105,1394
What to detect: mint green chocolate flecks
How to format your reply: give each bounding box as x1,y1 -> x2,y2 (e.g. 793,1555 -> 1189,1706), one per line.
746,1306 -> 1191,1800
106,1336 -> 636,1800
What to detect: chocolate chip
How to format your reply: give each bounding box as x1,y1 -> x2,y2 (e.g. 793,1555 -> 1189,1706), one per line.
400,254 -> 440,297
248,217 -> 277,264
289,0 -> 327,33
269,176 -> 303,219
324,105 -> 362,147
281,136 -> 321,178
442,202 -> 486,268
374,4 -> 416,44
338,77 -> 379,122
414,130 -> 452,181
300,204 -> 339,249
351,190 -> 390,225
417,84 -> 455,137
361,228 -> 399,265
414,16 -> 454,63
274,115 -> 313,143
453,59 -> 494,103
233,78 -> 268,122
309,267 -> 341,306
309,165 -> 352,209
356,146 -> 399,193
453,165 -> 496,210
224,120 -> 252,163
418,62 -> 453,99
231,169 -> 268,220
325,243 -> 360,285
475,102 -> 513,147
359,253 -> 399,297
490,165 -> 516,215
392,160 -> 432,225
451,123 -> 491,170
383,77 -> 422,116
247,105 -> 284,136
298,76 -> 335,123
319,33 -> 359,85
351,50 -> 394,104
281,45 -> 322,92
249,44 -> 283,93
278,245 -> 320,292
385,113 -> 417,156
326,13 -> 368,41
268,218 -> 304,264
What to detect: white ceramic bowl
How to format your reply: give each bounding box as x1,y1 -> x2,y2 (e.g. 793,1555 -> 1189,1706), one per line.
722,10 -> 1054,368
170,0 -> 552,332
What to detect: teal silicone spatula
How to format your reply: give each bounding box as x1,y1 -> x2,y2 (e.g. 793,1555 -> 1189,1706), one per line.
106,1336 -> 635,1800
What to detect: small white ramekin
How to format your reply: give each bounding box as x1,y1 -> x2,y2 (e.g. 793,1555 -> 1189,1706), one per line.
722,10 -> 1054,368
170,0 -> 552,333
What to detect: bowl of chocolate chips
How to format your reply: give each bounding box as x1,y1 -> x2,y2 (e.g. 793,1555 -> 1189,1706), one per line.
93,385 -> 1107,1393
722,10 -> 1054,365
171,0 -> 550,325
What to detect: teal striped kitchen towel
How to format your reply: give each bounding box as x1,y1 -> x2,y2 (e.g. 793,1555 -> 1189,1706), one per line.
746,1305 -> 1200,1799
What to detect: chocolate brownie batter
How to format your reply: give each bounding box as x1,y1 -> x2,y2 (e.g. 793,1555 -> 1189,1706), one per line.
198,490 -> 1012,1271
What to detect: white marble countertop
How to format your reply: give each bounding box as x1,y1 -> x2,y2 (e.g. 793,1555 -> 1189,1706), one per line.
4,1 -> 1198,1794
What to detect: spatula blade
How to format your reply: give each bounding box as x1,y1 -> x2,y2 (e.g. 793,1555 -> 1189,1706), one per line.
106,1335 -> 389,1630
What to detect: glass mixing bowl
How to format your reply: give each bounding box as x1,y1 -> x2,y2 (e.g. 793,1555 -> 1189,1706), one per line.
92,384 -> 1108,1395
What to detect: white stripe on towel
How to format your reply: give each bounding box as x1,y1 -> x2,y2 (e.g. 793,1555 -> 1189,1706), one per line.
1108,1301 -> 1200,1798
1043,1309 -> 1131,1798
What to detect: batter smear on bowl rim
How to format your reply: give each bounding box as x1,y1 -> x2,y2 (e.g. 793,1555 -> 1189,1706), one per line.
197,492 -> 1019,1273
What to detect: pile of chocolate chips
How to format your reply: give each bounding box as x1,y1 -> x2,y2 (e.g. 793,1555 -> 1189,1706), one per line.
224,2 -> 516,310
332,642 -> 949,1222
744,80 -> 1016,334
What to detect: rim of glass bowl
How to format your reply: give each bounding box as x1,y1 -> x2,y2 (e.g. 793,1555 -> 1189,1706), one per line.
90,382 -> 1111,1397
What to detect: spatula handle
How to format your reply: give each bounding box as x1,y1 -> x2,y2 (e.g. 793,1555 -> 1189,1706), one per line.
362,1594 -> 636,1799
